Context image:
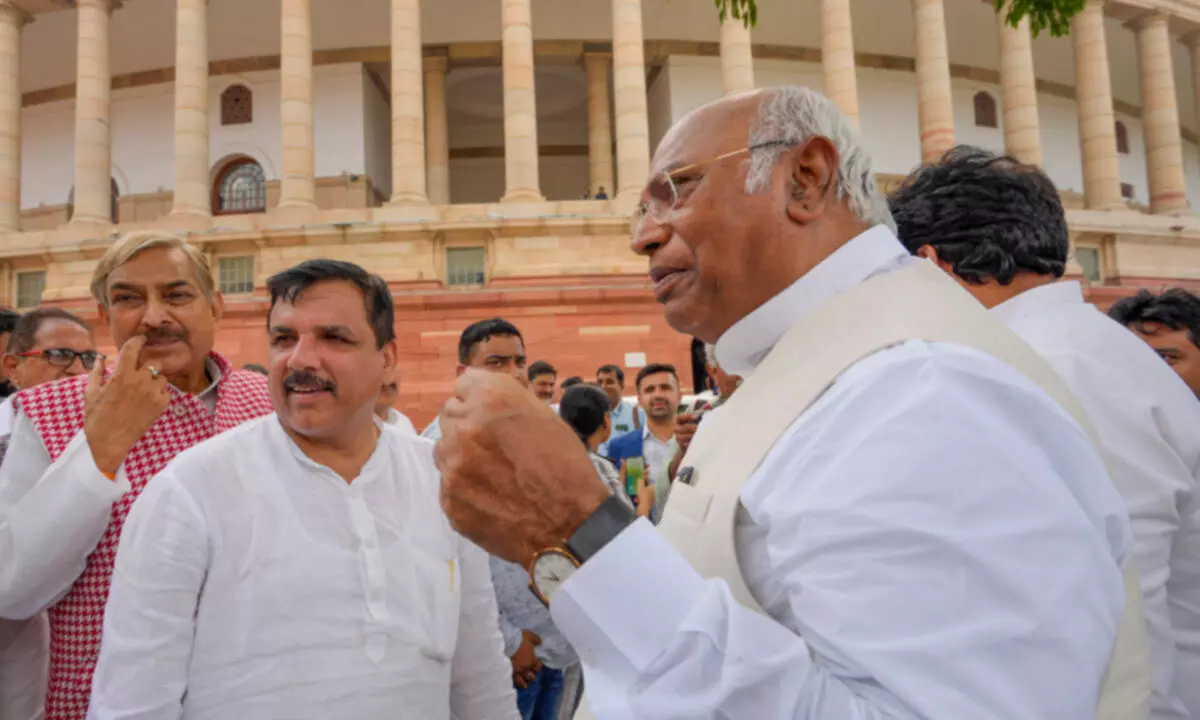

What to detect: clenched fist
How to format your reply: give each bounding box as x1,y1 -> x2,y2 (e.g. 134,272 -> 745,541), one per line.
84,335 -> 171,476
435,369 -> 610,567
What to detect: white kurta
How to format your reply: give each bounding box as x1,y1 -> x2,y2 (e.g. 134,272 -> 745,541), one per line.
551,227 -> 1131,719
994,280 -> 1200,720
385,407 -> 418,436
87,416 -> 518,720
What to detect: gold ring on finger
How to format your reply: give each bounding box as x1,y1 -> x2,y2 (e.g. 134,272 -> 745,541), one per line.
148,366 -> 161,379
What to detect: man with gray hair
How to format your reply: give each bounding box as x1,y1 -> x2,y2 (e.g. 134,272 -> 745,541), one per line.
432,86 -> 1146,718
0,232 -> 272,720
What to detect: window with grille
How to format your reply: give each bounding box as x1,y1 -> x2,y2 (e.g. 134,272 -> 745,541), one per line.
218,256 -> 255,295
213,159 -> 267,215
1075,247 -> 1101,283
15,271 -> 45,309
221,85 -> 253,126
973,91 -> 997,129
446,247 -> 486,287
1115,121 -> 1129,154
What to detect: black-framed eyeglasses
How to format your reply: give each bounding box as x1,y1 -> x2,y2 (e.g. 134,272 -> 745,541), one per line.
631,139 -> 796,233
15,349 -> 102,370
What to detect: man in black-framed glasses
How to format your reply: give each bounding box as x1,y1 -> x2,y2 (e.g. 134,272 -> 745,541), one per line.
0,306 -> 95,720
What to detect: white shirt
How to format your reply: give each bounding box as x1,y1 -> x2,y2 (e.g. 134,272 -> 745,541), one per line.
385,407 -> 418,436
0,359 -> 223,620
993,280 -> 1200,720
0,395 -> 47,720
640,425 -> 676,488
88,416 -> 517,720
550,226 -> 1132,719
422,415 -> 442,442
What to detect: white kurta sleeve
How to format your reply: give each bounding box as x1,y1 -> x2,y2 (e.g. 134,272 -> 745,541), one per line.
552,345 -> 1127,720
0,411 -> 130,619
449,540 -> 520,720
87,467 -> 207,720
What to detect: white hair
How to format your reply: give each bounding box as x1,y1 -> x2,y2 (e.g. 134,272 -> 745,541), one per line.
745,86 -> 895,232
704,343 -> 718,367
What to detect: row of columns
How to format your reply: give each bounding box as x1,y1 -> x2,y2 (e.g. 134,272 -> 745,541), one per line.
0,0 -> 1195,228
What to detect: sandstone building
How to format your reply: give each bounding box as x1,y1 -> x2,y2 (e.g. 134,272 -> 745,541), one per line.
5,0 -> 1200,424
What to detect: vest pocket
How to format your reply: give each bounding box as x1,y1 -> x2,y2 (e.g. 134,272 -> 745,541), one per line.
662,481 -> 713,524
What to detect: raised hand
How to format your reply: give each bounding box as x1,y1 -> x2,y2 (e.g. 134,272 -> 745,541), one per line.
83,335 -> 171,476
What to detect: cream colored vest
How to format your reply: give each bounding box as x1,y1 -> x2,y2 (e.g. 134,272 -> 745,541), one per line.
652,261 -> 1150,719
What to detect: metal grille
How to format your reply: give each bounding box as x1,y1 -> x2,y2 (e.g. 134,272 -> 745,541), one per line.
221,85 -> 253,126
15,271 -> 45,309
216,161 -> 267,214
218,256 -> 255,295
446,247 -> 486,287
1075,246 -> 1101,283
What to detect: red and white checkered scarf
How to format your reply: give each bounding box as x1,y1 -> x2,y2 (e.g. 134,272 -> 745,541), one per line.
16,353 -> 273,720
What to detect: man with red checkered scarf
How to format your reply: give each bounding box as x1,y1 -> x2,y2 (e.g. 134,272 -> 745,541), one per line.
0,232 -> 273,720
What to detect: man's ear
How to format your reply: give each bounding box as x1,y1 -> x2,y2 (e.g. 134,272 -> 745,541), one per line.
455,364 -> 466,377
1,354 -> 18,381
382,340 -> 398,370
784,136 -> 840,225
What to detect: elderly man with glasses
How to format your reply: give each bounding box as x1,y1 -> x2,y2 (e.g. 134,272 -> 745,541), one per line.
0,307 -> 96,720
434,86 -> 1148,719
0,232 -> 273,720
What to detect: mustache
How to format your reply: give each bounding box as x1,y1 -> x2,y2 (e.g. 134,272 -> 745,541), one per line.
381,382 -> 398,393
143,327 -> 188,344
284,370 -> 337,395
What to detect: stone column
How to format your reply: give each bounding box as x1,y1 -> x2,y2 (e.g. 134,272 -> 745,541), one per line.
389,0 -> 427,205
720,20 -> 754,96
71,0 -> 116,224
912,0 -> 955,163
585,53 -> 615,198
170,0 -> 210,217
500,0 -> 543,203
424,56 -> 451,206
0,3 -> 28,232
996,14 -> 1042,166
612,0 -> 650,209
1072,0 -> 1121,209
279,0 -> 316,209
1134,13 -> 1188,213
821,0 -> 859,128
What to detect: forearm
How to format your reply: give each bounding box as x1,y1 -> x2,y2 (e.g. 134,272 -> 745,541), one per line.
0,431 -> 126,618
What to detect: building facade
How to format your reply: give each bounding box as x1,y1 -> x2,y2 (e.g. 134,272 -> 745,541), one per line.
5,0 -> 1200,425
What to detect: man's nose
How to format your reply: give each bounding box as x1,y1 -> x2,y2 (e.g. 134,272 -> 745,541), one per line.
631,215 -> 670,257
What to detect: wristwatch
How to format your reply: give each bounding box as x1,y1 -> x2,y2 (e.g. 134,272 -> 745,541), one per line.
528,494 -> 636,607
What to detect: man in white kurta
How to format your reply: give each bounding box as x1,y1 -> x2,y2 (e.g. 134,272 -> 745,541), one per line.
891,146 -> 1200,719
88,260 -> 516,720
431,89 -> 1135,718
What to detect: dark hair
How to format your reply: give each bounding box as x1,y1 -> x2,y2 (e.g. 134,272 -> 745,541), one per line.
528,360 -> 557,382
889,146 -> 1068,284
242,363 -> 269,376
635,363 -> 678,390
559,384 -> 612,445
561,376 -> 584,389
458,318 -> 522,365
6,308 -> 90,355
1109,288 -> 1200,349
596,364 -> 624,385
0,309 -> 20,338
266,259 -> 396,349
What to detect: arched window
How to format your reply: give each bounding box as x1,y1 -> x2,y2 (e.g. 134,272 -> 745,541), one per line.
221,85 -> 253,126
212,158 -> 267,215
1115,120 -> 1129,154
66,178 -> 120,223
973,91 -> 998,129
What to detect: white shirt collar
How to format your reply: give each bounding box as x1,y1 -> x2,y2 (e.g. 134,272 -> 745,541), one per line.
715,225 -> 912,378
385,408 -> 403,426
989,280 -> 1084,326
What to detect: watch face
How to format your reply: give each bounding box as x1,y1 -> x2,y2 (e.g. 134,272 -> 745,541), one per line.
532,550 -> 579,602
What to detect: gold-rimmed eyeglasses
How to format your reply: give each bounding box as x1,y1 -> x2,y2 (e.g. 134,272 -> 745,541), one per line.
630,139 -> 796,233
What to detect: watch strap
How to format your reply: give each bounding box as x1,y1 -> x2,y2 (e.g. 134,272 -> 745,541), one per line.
564,494 -> 637,564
